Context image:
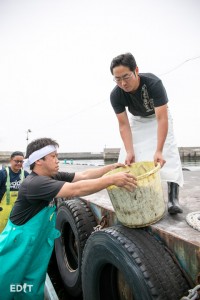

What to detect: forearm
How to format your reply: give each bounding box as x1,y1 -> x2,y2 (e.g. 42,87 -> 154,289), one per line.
57,170 -> 137,198
76,164 -> 121,180
56,176 -> 114,198
120,124 -> 134,154
156,118 -> 168,152
155,104 -> 168,153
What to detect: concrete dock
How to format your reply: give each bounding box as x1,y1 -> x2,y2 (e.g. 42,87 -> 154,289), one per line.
1,146 -> 200,162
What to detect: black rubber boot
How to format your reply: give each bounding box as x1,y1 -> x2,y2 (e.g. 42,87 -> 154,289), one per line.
167,182 -> 183,214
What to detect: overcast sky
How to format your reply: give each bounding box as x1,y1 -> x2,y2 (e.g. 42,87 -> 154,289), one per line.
0,0 -> 199,153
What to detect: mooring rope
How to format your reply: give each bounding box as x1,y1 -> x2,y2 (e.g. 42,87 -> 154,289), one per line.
186,212 -> 200,232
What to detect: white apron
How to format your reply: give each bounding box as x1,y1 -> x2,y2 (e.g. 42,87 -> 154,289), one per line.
118,110 -> 184,187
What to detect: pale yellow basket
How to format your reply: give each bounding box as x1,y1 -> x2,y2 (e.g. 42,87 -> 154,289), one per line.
106,161 -> 165,228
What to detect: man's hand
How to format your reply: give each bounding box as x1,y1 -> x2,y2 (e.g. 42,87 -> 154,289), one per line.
111,171 -> 137,192
154,151 -> 166,168
125,151 -> 135,166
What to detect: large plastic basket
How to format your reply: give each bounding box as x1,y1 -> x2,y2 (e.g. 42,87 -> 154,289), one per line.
105,161 -> 166,228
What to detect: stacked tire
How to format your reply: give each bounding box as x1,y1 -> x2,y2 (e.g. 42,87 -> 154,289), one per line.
55,198 -> 190,299
82,226 -> 190,300
55,198 -> 97,297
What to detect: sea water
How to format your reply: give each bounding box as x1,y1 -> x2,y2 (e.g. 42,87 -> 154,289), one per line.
1,159 -> 200,171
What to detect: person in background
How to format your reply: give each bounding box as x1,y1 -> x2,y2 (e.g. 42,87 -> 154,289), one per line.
0,151 -> 29,232
0,137 -> 137,300
110,52 -> 183,215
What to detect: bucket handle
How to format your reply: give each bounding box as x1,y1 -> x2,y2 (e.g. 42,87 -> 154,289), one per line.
136,163 -> 161,180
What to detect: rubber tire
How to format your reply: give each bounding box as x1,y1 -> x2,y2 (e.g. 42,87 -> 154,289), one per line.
55,198 -> 97,297
82,225 -> 190,300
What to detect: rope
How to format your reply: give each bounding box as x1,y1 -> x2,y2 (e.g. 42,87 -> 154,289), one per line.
186,212 -> 200,232
181,284 -> 200,300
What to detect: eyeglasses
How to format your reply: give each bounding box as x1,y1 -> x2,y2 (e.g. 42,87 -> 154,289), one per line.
13,160 -> 24,164
113,72 -> 133,83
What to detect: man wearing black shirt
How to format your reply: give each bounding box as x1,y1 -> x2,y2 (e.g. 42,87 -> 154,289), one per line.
110,52 -> 183,215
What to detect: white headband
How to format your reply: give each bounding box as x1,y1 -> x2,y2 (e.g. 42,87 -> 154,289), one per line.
23,145 -> 57,168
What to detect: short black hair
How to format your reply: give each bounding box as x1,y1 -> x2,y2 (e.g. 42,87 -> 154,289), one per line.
26,137 -> 59,170
11,151 -> 24,158
110,52 -> 137,74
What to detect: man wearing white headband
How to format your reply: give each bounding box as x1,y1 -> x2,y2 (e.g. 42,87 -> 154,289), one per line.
0,137 -> 137,299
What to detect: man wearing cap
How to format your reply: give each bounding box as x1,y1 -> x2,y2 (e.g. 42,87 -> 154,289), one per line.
0,137 -> 137,300
0,151 -> 29,232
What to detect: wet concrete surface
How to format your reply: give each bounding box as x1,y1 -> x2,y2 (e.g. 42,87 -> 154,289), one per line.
152,171 -> 200,244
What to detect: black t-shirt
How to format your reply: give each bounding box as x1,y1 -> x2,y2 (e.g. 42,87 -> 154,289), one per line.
10,171 -> 75,225
110,73 -> 168,117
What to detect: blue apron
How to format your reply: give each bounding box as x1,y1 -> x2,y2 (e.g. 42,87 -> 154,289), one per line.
0,205 -> 60,300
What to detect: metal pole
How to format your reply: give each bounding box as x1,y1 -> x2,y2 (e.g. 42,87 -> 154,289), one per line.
26,129 -> 31,145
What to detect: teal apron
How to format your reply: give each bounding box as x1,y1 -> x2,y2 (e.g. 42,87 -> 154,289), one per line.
0,205 -> 60,300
